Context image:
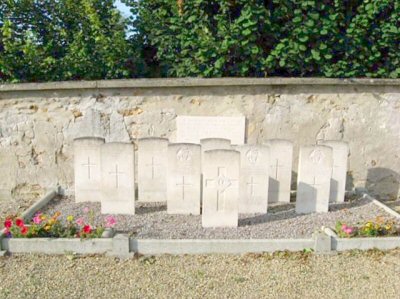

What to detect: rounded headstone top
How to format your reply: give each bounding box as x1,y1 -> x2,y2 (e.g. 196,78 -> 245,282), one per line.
73,136 -> 105,142
168,142 -> 201,148
200,138 -> 231,143
139,137 -> 169,142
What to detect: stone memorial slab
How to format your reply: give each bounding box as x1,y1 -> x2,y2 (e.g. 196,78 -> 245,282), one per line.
167,143 -> 201,215
202,150 -> 240,227
200,138 -> 231,154
100,142 -> 135,215
264,139 -> 293,203
296,145 -> 333,214
236,145 -> 270,213
318,140 -> 349,203
74,137 -> 104,203
176,116 -> 245,144
138,137 -> 169,202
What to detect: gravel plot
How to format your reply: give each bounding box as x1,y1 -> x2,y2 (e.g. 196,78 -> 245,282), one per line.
39,196 -> 400,239
0,197 -> 39,222
1,250 -> 400,299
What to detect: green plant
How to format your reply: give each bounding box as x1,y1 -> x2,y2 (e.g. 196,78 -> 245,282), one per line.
335,217 -> 400,238
2,210 -> 116,239
127,0 -> 400,78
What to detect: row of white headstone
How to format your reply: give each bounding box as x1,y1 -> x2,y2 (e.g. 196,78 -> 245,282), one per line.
74,136 -> 348,227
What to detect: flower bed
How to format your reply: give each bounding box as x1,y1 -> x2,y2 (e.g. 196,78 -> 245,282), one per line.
335,216 -> 400,238
2,208 -> 116,239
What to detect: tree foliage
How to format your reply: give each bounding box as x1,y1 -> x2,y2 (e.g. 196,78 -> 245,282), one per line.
1,0 -> 400,82
0,0 -> 137,82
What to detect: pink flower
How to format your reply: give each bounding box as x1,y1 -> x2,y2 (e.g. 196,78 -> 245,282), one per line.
83,207 -> 90,213
105,215 -> 116,228
344,227 -> 354,234
76,217 -> 85,226
33,213 -> 42,224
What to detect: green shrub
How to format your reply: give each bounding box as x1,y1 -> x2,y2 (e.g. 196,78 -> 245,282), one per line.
129,0 -> 400,78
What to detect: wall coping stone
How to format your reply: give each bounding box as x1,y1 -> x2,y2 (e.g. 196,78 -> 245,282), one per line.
1,77 -> 400,92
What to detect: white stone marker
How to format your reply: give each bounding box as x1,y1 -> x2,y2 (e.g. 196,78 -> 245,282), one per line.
74,137 -> 105,203
200,138 -> 231,153
295,145 -> 333,214
264,139 -> 293,203
176,116 -> 246,144
202,150 -> 240,228
138,137 -> 169,202
318,140 -> 349,203
100,142 -> 135,215
167,143 -> 201,215
236,145 -> 270,213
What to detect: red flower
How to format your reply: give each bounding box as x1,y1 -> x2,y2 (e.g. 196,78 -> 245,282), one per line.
4,219 -> 12,228
15,218 -> 24,228
83,225 -> 92,234
21,226 -> 28,235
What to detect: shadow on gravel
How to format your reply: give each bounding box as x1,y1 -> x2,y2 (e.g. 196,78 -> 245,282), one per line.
239,210 -> 298,227
329,197 -> 371,212
135,204 -> 167,214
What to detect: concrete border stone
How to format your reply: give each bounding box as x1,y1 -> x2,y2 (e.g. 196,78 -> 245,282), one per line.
21,186 -> 61,222
1,78 -> 400,93
129,238 -> 315,255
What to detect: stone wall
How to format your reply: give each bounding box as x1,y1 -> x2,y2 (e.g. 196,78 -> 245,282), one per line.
0,78 -> 399,202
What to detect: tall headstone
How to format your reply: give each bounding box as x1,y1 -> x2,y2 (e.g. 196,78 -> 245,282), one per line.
236,145 -> 270,213
100,142 -> 135,215
202,150 -> 240,227
264,139 -> 293,203
74,137 -> 104,202
167,143 -> 201,215
138,137 -> 169,202
200,138 -> 231,154
176,116 -> 246,144
296,145 -> 333,213
318,140 -> 349,203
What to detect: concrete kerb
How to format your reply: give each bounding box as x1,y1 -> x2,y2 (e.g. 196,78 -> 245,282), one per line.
129,238 -> 316,255
365,194 -> 400,219
2,191 -> 400,256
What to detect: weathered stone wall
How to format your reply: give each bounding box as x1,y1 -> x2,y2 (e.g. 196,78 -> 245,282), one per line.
0,78 -> 399,202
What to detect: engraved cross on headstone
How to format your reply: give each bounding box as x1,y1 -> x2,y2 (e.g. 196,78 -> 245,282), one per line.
109,164 -> 124,189
310,176 -> 322,199
176,176 -> 193,201
271,159 -> 285,180
146,157 -> 161,179
82,157 -> 96,180
247,176 -> 259,197
205,167 -> 238,211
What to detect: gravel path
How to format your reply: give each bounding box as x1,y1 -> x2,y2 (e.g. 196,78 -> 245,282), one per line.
1,250 -> 400,298
39,196 -> 400,239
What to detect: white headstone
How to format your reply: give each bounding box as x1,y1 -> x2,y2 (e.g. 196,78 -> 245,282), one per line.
296,145 -> 333,214
200,138 -> 231,153
138,137 -> 169,202
264,139 -> 293,203
100,142 -> 135,215
202,150 -> 240,227
167,143 -> 201,215
74,137 -> 104,202
176,116 -> 246,144
236,145 -> 270,213
318,140 -> 349,203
